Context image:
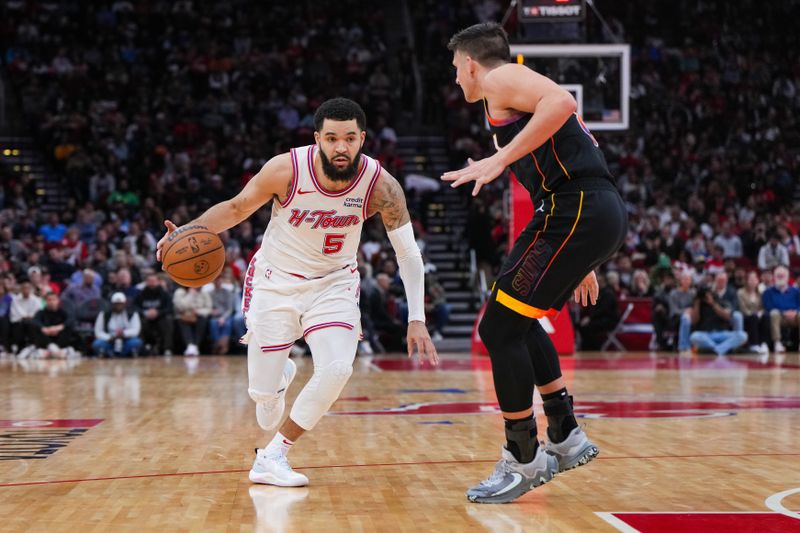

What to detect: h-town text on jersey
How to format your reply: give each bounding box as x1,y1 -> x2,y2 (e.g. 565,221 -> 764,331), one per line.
287,209 -> 361,229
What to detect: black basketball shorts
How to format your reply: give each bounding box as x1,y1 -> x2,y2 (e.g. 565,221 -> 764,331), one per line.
493,178 -> 627,318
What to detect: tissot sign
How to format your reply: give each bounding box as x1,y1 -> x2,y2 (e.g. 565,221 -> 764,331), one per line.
519,0 -> 585,21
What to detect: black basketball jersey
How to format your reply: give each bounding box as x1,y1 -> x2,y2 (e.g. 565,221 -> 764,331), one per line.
485,99 -> 614,205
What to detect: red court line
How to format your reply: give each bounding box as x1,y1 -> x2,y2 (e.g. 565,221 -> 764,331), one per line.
0,460 -> 486,488
2,452 -> 798,488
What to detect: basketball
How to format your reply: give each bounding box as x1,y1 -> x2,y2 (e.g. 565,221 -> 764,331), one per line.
161,225 -> 225,287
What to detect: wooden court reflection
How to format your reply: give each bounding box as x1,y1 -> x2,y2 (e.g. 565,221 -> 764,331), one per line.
1,352 -> 799,531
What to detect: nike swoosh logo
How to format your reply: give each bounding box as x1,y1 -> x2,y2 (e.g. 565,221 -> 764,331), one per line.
277,388 -> 286,393
298,189 -> 315,195
493,472 -> 523,496
350,267 -> 358,274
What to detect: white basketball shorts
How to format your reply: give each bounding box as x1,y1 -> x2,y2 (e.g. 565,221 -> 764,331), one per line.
240,256 -> 362,352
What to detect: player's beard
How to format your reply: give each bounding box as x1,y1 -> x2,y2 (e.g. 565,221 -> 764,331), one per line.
319,146 -> 363,183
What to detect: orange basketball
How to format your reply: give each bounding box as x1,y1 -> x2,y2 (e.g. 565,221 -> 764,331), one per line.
161,225 -> 225,288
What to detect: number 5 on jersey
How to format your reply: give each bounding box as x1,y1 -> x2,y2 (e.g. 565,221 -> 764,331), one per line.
323,233 -> 346,254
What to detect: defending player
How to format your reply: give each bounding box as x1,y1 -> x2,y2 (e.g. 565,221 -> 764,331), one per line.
442,23 -> 627,503
156,98 -> 438,487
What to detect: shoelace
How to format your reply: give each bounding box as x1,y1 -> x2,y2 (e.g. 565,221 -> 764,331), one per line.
260,396 -> 280,411
259,450 -> 293,472
273,454 -> 295,472
480,459 -> 511,487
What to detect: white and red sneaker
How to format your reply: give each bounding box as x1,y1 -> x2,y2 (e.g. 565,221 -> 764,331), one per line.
249,448 -> 309,487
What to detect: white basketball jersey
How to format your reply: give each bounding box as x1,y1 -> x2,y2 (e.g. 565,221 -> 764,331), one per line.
257,145 -> 381,278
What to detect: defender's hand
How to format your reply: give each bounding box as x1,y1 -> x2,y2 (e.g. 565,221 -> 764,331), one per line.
155,220 -> 179,263
441,155 -> 506,196
573,271 -> 599,306
407,320 -> 439,365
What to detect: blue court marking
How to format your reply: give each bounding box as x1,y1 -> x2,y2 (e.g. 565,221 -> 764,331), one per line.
399,388 -> 468,394
417,421 -> 461,425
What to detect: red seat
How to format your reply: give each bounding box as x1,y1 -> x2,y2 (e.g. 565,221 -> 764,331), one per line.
603,297 -> 654,351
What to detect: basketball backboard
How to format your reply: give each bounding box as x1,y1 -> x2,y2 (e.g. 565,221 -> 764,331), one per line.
510,44 -> 630,131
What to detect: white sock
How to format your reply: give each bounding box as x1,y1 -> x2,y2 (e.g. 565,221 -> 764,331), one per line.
265,432 -> 294,457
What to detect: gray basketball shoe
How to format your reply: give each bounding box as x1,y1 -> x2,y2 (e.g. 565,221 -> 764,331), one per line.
543,426 -> 599,472
466,446 -> 558,504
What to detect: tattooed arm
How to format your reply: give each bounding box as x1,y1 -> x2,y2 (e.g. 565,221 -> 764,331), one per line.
367,169 -> 438,364
156,152 -> 293,261
367,169 -> 411,230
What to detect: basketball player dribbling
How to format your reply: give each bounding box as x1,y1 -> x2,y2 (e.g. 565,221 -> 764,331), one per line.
442,23 -> 628,503
156,98 -> 438,487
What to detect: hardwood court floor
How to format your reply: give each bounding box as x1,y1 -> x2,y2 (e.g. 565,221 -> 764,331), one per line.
1,351 -> 799,532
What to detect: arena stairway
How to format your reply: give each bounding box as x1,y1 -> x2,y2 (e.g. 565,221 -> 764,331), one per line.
1,65 -> 64,212
396,136 -> 478,352
0,134 -> 63,212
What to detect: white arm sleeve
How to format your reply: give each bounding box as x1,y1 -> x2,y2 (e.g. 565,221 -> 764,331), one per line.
386,222 -> 426,323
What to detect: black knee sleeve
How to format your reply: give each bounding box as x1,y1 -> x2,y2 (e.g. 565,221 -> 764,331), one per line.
479,295 -> 536,413
526,320 -> 563,386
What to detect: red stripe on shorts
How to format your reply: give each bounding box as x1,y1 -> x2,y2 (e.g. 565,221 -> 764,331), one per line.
260,342 -> 294,353
303,322 -> 354,337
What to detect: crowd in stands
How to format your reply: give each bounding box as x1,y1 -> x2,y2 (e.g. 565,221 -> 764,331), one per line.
583,0 -> 800,354
0,0 -> 446,358
413,0 -> 800,354
2,0 -> 799,357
